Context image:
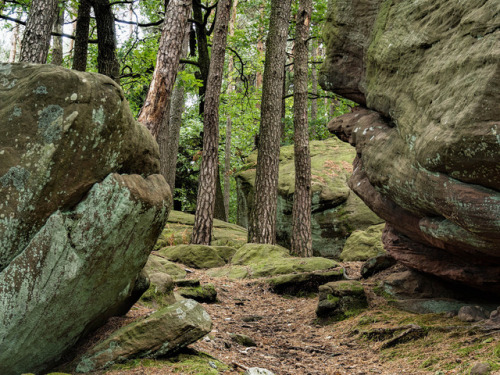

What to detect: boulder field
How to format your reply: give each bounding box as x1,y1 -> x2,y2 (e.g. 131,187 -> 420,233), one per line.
320,0 -> 500,294
0,64 -> 172,374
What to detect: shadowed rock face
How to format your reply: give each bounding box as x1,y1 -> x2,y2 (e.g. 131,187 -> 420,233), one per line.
0,64 -> 172,374
320,1 -> 500,294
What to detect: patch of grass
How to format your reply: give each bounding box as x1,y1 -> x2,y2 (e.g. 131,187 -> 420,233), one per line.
110,350 -> 229,374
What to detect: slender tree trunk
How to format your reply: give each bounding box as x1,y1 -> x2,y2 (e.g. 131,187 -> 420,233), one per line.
89,0 -> 120,83
291,0 -> 313,257
51,5 -> 64,65
137,0 -> 192,138
193,1 -> 226,221
72,0 -> 91,71
192,0 -> 233,245
19,0 -> 59,63
223,0 -> 238,220
192,1 -> 210,116
255,3 -> 265,89
8,14 -> 20,62
248,0 -> 292,244
310,41 -> 318,125
159,25 -> 190,191
68,5 -> 78,57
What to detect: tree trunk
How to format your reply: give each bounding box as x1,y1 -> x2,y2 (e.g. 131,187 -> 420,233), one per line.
255,3 -> 265,89
8,12 -> 20,62
159,25 -> 190,192
223,0 -> 238,220
89,0 -> 120,83
137,0 -> 192,138
291,0 -> 313,257
192,1 -> 210,116
192,0 -> 232,245
19,0 -> 59,63
72,0 -> 91,71
310,41 -> 318,125
248,0 -> 292,244
51,5 -> 64,65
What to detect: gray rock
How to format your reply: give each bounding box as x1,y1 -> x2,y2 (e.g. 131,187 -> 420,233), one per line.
470,362 -> 492,375
230,333 -> 257,347
316,280 -> 367,320
0,64 -> 171,375
361,254 -> 396,278
245,368 -> 275,375
458,306 -> 489,322
75,299 -> 212,372
0,174 -> 171,375
178,283 -> 218,304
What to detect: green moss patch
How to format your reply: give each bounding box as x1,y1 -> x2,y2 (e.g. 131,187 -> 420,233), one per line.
158,245 -> 226,269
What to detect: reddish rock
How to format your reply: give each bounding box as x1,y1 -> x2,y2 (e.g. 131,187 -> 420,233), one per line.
321,0 -> 500,294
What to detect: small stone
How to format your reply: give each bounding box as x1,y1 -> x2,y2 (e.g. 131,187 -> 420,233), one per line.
230,333 -> 257,347
242,315 -> 263,322
457,305 -> 489,322
244,368 -> 275,375
470,362 -> 491,375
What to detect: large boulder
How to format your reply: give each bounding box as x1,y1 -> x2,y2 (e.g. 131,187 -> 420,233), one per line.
0,64 -> 171,374
236,138 -> 383,258
320,1 -> 500,294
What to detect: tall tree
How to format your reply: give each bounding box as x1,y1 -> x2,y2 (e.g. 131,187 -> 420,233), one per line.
19,0 -> 59,63
89,0 -> 120,82
224,0 -> 238,219
8,11 -> 20,62
291,0 -> 312,257
158,25 -> 191,190
248,0 -> 292,244
72,0 -> 91,71
192,0 -> 233,245
310,40 -> 318,124
138,0 -> 192,138
192,0 -> 227,221
51,4 -> 64,65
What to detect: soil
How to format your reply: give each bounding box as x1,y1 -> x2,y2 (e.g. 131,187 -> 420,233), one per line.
94,262 -> 500,375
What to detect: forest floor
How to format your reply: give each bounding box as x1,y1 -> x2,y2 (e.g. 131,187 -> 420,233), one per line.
100,262 -> 500,375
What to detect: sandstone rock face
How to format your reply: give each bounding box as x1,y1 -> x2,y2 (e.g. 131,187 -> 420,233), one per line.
321,1 -> 500,293
236,138 -> 383,258
0,64 -> 171,374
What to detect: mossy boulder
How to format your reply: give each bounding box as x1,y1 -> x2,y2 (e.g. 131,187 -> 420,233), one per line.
340,223 -> 385,261
75,299 -> 212,372
236,138 -> 383,258
145,256 -> 187,280
267,269 -> 344,295
231,243 -> 290,265
155,210 -> 248,249
212,246 -> 238,263
211,244 -> 339,279
158,245 -> 226,269
207,266 -> 249,279
316,280 -> 368,320
178,284 -> 217,304
140,272 -> 176,308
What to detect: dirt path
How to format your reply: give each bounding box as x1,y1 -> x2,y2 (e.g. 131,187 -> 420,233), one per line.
190,269 -> 412,375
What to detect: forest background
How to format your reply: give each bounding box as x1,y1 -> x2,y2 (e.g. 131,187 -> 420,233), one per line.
0,0 -> 353,224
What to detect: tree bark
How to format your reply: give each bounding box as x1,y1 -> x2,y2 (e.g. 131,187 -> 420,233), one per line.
223,0 -> 238,220
159,25 -> 190,192
8,11 -> 20,62
137,0 -> 192,138
72,0 -> 91,71
248,0 -> 292,244
192,1 -> 210,116
291,0 -> 313,257
51,5 -> 64,65
19,0 -> 59,63
310,40 -> 318,125
192,0 -> 233,245
89,0 -> 120,82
